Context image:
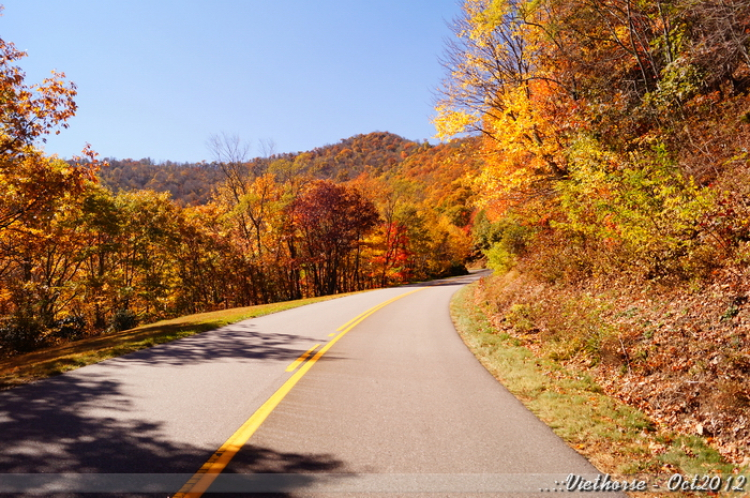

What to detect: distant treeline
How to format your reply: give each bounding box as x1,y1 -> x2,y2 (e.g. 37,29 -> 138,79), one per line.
98,132 -> 429,205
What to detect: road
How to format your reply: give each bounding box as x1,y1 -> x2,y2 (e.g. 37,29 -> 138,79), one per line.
0,273 -> 620,497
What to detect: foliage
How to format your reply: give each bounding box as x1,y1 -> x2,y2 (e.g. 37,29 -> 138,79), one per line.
474,210 -> 537,272
98,158 -> 224,205
436,0 -> 750,470
437,0 -> 750,281
288,180 -> 380,296
554,140 -> 720,279
0,31 -> 102,354
0,32 -> 77,160
0,21 -> 482,357
97,133 -> 423,205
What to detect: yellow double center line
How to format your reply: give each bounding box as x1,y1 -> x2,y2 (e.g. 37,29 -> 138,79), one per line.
174,288 -> 423,498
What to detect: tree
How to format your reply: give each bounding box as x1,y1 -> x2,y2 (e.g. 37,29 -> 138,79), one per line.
0,30 -> 77,162
434,0 -> 574,209
0,28 -> 104,351
289,181 -> 379,295
207,132 -> 253,199
0,31 -> 96,235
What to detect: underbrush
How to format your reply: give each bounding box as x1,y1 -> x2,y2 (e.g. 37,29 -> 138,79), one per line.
471,269 -> 750,468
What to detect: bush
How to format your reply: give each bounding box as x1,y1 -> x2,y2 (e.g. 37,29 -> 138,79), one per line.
505,303 -> 538,333
554,139 -> 719,280
475,211 -> 537,274
486,243 -> 515,273
110,308 -> 138,332
51,315 -> 87,340
0,317 -> 46,354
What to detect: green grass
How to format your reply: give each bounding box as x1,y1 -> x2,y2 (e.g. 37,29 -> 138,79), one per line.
450,283 -> 744,494
0,293 -> 357,390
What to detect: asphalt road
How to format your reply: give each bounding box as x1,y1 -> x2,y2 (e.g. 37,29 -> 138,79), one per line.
0,273 -> 622,497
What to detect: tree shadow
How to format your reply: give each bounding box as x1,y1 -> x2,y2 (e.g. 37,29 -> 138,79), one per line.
0,373 -> 346,497
91,321 -> 346,369
204,445 -> 353,498
1,316 -> 350,392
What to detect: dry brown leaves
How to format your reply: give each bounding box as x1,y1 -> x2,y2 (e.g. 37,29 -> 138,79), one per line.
474,268 -> 750,465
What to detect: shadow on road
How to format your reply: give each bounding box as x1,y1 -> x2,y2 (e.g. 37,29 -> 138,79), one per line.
94,322 -> 347,369
0,374 -> 346,497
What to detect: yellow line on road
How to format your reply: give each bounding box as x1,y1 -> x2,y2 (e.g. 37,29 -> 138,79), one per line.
334,289 -> 413,332
285,344 -> 320,372
173,287 -> 424,498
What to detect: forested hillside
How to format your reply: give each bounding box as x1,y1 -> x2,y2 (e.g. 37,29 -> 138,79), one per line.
99,159 -> 224,205
0,25 -> 481,361
97,132 -> 424,205
437,0 -> 750,466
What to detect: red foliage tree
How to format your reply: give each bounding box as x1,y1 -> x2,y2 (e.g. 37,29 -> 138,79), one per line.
289,180 -> 379,295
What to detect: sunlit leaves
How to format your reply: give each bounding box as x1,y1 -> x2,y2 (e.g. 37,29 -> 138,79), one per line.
433,104 -> 479,140
0,37 -> 77,161
436,0 -> 750,283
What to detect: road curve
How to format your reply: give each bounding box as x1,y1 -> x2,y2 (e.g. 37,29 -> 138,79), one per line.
0,273 -> 620,497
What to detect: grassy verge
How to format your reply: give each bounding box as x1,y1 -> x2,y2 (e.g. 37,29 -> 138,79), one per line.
0,293 -> 355,391
450,282 -> 745,496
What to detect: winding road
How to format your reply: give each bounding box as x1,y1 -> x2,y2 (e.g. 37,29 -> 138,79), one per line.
0,273 -> 620,497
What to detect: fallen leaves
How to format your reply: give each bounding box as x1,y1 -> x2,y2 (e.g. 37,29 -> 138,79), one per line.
475,268 -> 750,465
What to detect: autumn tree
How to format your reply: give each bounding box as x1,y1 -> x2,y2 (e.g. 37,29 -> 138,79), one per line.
434,0 -> 575,208
0,33 -> 77,161
0,31 -> 95,234
437,0 -> 750,280
289,181 -> 379,296
0,155 -> 94,348
0,28 -> 105,351
207,133 -> 253,197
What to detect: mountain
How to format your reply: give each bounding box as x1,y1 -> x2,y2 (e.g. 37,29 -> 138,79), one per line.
97,132 -> 427,204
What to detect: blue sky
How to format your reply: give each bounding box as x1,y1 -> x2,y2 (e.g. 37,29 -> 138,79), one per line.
1,1 -> 461,163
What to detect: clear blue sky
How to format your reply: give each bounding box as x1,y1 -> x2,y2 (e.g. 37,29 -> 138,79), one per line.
1,1 -> 461,163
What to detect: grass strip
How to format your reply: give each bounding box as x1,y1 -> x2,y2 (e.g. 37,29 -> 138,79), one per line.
450,283 -> 744,496
0,293 -> 356,391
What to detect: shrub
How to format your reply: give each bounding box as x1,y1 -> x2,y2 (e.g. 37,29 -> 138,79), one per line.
486,243 -> 516,273
0,317 -> 46,354
110,308 -> 138,332
51,315 -> 87,340
475,211 -> 538,274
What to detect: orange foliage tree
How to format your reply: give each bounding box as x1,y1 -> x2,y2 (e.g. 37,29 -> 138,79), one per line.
437,0 -> 750,280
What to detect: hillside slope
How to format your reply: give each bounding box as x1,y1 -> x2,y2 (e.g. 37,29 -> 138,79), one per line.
97,132 -> 424,204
